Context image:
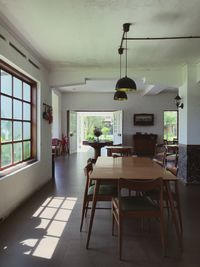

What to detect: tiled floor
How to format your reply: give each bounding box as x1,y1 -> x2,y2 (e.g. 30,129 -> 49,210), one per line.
0,151 -> 200,267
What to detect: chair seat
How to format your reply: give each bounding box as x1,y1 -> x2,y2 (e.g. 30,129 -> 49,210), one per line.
113,196 -> 159,212
88,184 -> 117,196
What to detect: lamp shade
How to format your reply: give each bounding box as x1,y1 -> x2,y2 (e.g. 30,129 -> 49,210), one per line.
115,76 -> 137,92
114,91 -> 127,101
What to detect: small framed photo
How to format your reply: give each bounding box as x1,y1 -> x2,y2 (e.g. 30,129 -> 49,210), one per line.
134,113 -> 154,126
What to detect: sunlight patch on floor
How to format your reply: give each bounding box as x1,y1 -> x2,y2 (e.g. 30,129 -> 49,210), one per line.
20,196 -> 77,259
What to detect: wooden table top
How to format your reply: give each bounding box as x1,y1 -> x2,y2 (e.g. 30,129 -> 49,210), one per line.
90,156 -> 177,181
106,146 -> 133,149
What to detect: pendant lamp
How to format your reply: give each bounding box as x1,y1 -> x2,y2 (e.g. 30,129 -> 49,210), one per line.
114,91 -> 127,101
114,47 -> 127,100
115,23 -> 136,92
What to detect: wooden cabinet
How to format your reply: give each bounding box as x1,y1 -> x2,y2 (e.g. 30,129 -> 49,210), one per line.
133,134 -> 157,156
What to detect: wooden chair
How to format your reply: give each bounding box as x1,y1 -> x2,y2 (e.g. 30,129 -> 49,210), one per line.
80,162 -> 117,232
165,145 -> 178,168
153,143 -> 167,167
154,143 -> 178,168
52,138 -> 62,156
112,177 -> 165,260
166,158 -> 183,233
61,136 -> 70,154
149,154 -> 182,234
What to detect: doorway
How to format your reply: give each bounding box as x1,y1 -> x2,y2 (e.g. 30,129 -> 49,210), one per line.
67,110 -> 123,154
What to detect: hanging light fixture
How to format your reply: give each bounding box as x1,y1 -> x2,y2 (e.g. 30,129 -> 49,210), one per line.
114,47 -> 127,100
114,90 -> 127,100
115,23 -> 137,92
174,94 -> 184,109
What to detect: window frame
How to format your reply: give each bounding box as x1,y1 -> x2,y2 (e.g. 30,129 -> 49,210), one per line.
0,59 -> 37,173
163,110 -> 178,142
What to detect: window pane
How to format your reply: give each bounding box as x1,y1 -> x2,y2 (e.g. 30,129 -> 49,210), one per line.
23,122 -> 31,139
164,111 -> 178,141
23,103 -> 31,120
1,70 -> 12,95
1,95 -> 12,118
14,121 -> 22,140
14,142 -> 22,163
13,99 -> 22,119
1,144 -> 12,167
1,120 -> 12,142
24,83 -> 31,102
13,77 -> 22,99
24,141 -> 31,159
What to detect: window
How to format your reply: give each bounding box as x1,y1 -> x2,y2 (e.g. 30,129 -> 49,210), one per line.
163,110 -> 178,141
0,60 -> 37,171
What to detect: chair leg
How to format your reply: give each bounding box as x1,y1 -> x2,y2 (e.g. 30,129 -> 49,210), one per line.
159,215 -> 165,256
85,201 -> 89,217
119,217 -> 122,260
86,181 -> 100,249
80,196 -> 88,231
175,181 -> 183,233
165,182 -> 182,250
112,203 -> 115,236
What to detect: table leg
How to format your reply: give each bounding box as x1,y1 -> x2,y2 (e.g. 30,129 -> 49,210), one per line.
86,180 -> 100,249
165,181 -> 182,250
94,147 -> 101,160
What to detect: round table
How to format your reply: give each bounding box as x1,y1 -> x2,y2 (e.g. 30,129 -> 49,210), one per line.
83,140 -> 113,160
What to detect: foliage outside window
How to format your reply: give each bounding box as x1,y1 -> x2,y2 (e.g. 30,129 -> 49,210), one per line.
163,111 -> 178,141
0,60 -> 37,171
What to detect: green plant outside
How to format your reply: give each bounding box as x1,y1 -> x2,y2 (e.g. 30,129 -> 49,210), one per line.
84,116 -> 113,141
164,111 -> 178,141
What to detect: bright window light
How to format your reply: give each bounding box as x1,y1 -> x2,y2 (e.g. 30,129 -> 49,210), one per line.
20,197 -> 77,259
32,236 -> 59,259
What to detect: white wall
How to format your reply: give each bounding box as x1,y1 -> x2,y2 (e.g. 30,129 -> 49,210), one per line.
0,24 -> 52,219
52,89 -> 62,138
61,91 -> 177,145
179,64 -> 200,145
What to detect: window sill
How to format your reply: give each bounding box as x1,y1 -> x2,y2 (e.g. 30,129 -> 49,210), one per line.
0,159 -> 38,179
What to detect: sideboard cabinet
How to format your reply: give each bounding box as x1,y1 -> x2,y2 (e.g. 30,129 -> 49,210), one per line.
133,134 -> 157,156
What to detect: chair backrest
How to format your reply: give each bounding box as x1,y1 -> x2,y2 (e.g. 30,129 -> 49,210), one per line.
166,145 -> 178,155
118,178 -> 164,210
52,138 -> 60,146
84,162 -> 93,177
87,158 -> 96,164
154,143 -> 166,156
118,177 -> 163,193
173,138 -> 178,144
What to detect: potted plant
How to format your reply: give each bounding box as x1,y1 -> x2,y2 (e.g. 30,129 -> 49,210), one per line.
93,127 -> 102,142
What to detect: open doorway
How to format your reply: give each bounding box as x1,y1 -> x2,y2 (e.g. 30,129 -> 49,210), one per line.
67,110 -> 123,154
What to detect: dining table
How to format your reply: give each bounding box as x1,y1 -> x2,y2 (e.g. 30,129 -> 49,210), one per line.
86,156 -> 182,249
106,145 -> 133,156
83,140 -> 113,160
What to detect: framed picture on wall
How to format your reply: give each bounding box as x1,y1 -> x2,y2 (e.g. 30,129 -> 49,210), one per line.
134,113 -> 154,126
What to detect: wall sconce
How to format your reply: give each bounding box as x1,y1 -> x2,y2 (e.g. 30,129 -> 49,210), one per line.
174,95 -> 184,109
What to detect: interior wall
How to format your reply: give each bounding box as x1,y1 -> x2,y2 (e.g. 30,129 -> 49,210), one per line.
52,89 -> 62,139
61,91 -> 177,145
0,23 -> 52,219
